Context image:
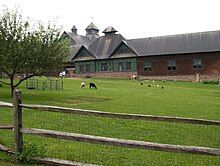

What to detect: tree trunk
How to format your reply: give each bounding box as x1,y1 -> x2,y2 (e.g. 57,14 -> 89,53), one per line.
10,78 -> 15,98
11,85 -> 15,98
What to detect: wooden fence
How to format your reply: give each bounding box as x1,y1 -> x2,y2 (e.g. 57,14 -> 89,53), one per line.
0,89 -> 220,165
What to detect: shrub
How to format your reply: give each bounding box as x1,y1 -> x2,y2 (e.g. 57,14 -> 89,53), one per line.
203,80 -> 219,84
17,142 -> 46,164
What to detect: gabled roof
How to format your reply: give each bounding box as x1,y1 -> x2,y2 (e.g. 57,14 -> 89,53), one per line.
71,44 -> 97,61
67,45 -> 82,62
65,31 -> 91,45
109,40 -> 140,58
89,34 -> 126,59
128,30 -> 220,56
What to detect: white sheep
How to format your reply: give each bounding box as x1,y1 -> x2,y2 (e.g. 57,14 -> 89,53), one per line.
80,82 -> 85,89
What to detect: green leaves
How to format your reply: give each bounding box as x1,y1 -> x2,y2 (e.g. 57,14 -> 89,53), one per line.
0,8 -> 70,92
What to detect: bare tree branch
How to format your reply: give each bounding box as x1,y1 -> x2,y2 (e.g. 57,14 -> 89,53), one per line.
14,74 -> 36,88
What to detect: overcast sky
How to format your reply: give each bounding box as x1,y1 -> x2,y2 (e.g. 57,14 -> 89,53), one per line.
1,0 -> 220,39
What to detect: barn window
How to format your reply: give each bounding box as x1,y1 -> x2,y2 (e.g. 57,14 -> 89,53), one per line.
193,59 -> 203,70
118,61 -> 131,71
101,63 -> 108,71
79,65 -> 84,73
126,62 -> 131,71
118,62 -> 123,71
143,61 -> 152,71
86,64 -> 90,72
167,60 -> 176,70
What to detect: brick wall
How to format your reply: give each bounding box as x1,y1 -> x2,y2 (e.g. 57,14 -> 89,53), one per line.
137,52 -> 220,77
138,75 -> 220,82
69,71 -> 137,79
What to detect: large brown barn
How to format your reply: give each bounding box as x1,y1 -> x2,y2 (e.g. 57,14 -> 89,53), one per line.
62,23 -> 220,81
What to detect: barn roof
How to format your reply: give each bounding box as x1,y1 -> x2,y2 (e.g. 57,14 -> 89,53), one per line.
66,25 -> 220,62
89,34 -> 126,59
66,32 -> 91,45
128,30 -> 220,56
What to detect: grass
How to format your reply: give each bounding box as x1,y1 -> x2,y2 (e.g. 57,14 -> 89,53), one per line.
0,77 -> 220,165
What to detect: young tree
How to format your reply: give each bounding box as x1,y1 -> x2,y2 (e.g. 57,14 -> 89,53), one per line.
0,9 -> 70,97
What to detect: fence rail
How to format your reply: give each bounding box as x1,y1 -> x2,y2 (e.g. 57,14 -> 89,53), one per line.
1,101 -> 220,126
0,89 -> 220,165
0,126 -> 13,130
0,144 -> 14,154
20,104 -> 220,125
21,128 -> 220,156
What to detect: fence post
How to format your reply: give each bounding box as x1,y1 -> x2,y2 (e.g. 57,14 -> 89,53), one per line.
13,89 -> 23,156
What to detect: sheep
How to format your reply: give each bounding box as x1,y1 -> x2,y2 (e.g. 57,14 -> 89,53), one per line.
89,83 -> 97,89
130,75 -> 137,80
156,85 -> 159,88
80,82 -> 85,89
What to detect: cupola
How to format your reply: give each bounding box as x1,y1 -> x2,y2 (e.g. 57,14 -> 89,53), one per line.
102,26 -> 117,36
85,22 -> 99,36
71,25 -> 77,35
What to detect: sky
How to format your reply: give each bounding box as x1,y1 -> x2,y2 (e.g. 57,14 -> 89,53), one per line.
0,0 -> 220,39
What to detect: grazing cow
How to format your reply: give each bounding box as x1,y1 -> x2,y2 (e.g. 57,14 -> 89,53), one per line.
0,83 -> 2,87
89,83 -> 97,89
162,86 -> 164,89
80,82 -> 85,89
148,85 -> 151,87
140,82 -> 143,85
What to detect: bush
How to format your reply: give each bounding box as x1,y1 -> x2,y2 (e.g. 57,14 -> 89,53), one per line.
203,80 -> 219,84
17,142 -> 46,164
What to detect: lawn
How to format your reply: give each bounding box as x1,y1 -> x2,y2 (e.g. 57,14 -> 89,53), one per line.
0,77 -> 220,165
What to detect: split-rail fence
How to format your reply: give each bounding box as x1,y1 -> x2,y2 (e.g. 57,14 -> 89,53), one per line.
0,90 -> 220,165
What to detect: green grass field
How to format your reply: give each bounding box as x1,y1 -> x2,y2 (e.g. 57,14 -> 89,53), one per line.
0,78 -> 220,165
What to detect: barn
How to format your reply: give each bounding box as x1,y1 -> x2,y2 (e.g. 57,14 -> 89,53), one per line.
62,23 -> 220,81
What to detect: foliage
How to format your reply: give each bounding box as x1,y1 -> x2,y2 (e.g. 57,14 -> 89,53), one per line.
203,80 -> 219,85
16,142 -> 45,164
0,8 -> 70,96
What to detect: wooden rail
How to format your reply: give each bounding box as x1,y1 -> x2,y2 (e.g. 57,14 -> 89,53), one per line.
21,104 -> 220,125
32,157 -> 98,166
21,128 -> 220,156
0,126 -> 13,130
0,144 -> 14,154
0,101 -> 13,108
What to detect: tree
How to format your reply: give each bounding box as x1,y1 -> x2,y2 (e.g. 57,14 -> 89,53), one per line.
0,9 -> 70,97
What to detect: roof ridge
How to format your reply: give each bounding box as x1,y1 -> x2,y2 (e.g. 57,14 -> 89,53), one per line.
128,30 -> 220,41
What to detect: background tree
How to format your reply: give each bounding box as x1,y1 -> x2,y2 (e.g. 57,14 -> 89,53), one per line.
0,9 -> 70,97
